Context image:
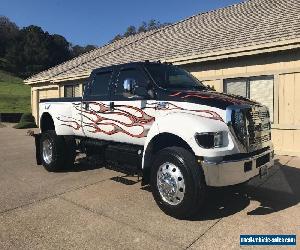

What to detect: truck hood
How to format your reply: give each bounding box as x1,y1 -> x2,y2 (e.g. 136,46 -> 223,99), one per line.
164,90 -> 259,110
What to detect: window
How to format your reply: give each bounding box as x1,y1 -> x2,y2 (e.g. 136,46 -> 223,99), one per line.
64,84 -> 81,97
145,64 -> 206,90
115,68 -> 148,97
224,76 -> 274,122
90,71 -> 112,96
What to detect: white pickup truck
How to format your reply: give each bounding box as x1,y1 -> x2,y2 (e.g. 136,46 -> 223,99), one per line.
35,61 -> 274,218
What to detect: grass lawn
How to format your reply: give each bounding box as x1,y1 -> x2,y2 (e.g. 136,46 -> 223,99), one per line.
0,70 -> 31,113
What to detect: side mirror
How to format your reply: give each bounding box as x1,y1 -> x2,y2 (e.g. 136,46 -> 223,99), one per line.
123,78 -> 136,94
207,84 -> 216,91
123,78 -> 149,98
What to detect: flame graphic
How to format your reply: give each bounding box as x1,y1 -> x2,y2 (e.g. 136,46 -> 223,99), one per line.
57,101 -> 223,137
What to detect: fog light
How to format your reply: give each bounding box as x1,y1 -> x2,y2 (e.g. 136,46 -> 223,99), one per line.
244,161 -> 252,172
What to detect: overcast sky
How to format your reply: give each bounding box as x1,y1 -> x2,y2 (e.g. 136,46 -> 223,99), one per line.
1,0 -> 243,46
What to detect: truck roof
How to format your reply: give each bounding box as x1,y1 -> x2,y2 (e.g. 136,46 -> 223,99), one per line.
91,61 -> 169,74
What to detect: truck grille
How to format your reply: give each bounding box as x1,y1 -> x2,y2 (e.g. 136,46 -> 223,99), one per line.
231,106 -> 271,152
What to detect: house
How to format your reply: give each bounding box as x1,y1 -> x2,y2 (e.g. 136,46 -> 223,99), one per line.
24,0 -> 300,157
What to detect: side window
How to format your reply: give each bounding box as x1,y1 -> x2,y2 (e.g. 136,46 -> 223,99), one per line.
90,71 -> 112,97
115,68 -> 147,98
64,84 -> 81,97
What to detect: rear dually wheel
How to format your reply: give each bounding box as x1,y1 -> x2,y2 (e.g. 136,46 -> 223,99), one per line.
40,130 -> 75,172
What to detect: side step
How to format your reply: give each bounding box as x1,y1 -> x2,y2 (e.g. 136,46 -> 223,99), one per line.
80,138 -> 144,174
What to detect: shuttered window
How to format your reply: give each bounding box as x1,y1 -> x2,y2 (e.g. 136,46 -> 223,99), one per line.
224,76 -> 274,122
64,84 -> 81,97
225,79 -> 247,98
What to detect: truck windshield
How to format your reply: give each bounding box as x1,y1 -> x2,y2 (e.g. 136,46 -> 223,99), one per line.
145,64 -> 207,91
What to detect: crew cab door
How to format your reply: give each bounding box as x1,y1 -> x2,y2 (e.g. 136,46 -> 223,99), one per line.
81,68 -> 115,140
109,65 -> 157,145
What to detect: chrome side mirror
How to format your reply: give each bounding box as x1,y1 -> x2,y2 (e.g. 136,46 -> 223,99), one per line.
123,78 -> 136,94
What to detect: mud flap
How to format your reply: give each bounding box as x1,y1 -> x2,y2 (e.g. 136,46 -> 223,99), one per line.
34,134 -> 42,165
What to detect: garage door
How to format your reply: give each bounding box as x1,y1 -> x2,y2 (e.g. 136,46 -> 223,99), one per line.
38,88 -> 59,101
34,87 -> 59,126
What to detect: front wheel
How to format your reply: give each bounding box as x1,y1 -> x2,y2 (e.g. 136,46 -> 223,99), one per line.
151,146 -> 206,219
40,130 -> 75,172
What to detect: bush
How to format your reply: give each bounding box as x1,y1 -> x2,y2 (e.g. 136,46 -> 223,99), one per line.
14,113 -> 37,129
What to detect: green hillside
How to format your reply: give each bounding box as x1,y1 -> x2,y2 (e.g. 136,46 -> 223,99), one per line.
0,70 -> 31,113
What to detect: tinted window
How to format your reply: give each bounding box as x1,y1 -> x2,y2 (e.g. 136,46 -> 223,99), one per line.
90,71 -> 112,96
145,64 -> 206,90
115,68 -> 148,97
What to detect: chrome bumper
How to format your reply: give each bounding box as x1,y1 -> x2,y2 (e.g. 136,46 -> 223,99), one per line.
201,148 -> 274,187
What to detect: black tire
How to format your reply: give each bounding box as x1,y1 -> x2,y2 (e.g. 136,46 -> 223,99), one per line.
150,146 -> 206,219
40,130 -> 76,172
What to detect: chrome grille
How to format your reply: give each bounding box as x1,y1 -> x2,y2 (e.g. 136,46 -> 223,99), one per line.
249,133 -> 271,145
228,105 -> 272,152
247,106 -> 271,151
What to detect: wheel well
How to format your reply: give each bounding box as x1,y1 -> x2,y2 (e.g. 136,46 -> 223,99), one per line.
142,133 -> 194,185
40,113 -> 55,132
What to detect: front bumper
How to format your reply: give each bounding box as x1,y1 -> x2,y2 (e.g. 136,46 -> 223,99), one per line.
201,148 -> 274,187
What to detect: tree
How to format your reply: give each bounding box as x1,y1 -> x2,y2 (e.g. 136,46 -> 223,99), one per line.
137,21 -> 147,33
147,19 -> 160,31
124,25 -> 136,37
71,44 -> 97,58
110,19 -> 172,42
0,16 -> 172,78
110,34 -> 123,42
0,16 -> 19,58
0,16 -> 97,77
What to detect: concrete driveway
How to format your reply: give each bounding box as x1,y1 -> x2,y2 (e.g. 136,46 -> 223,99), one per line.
0,123 -> 299,249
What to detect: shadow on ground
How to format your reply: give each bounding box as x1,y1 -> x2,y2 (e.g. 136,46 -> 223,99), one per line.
141,159 -> 300,221
190,159 -> 300,221
59,155 -> 300,221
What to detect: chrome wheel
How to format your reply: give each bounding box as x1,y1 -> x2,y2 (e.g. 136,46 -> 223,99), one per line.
157,162 -> 185,205
42,139 -> 53,164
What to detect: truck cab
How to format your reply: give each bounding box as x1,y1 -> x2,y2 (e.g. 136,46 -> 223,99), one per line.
37,61 -> 274,218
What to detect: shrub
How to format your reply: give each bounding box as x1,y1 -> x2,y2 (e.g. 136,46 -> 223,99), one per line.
14,113 -> 37,129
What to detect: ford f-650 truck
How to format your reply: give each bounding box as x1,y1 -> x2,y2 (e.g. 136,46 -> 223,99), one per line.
35,61 -> 274,218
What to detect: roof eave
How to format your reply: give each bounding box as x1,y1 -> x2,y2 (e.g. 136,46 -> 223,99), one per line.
24,38 -> 300,85
166,38 -> 300,65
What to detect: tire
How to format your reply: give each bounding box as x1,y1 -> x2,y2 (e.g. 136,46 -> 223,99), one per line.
40,130 -> 76,172
151,146 -> 206,219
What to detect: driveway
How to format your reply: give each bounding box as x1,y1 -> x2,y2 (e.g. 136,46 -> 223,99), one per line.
0,123 -> 299,249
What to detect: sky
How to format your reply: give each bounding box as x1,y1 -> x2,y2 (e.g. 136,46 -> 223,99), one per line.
1,0 -> 243,46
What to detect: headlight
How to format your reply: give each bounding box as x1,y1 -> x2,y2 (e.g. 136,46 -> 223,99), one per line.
195,132 -> 224,148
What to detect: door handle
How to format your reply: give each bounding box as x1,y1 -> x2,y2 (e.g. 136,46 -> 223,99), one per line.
110,102 -> 115,111
84,102 -> 89,110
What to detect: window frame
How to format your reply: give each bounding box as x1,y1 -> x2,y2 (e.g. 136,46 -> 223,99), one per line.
64,84 -> 80,98
223,75 -> 274,122
84,69 -> 114,101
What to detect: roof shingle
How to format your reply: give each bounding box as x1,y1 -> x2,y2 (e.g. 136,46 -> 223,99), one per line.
26,0 -> 300,83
